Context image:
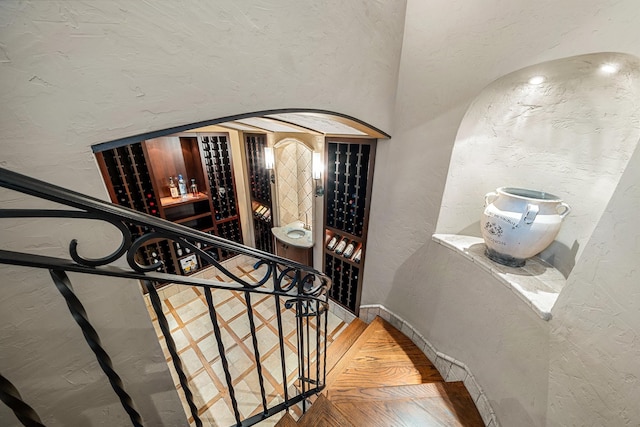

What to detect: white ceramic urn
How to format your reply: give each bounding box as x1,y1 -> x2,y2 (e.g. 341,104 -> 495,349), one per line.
481,187 -> 570,267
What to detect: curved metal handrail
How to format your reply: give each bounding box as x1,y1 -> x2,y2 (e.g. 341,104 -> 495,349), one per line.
0,166 -> 332,427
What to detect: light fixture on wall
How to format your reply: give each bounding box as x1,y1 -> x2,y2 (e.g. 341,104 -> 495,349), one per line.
264,147 -> 275,183
312,152 -> 324,197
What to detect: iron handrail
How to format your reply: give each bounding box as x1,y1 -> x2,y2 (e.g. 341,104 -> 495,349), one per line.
0,166 -> 331,427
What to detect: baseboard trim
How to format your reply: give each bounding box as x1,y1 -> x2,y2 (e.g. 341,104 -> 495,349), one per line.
359,304 -> 499,427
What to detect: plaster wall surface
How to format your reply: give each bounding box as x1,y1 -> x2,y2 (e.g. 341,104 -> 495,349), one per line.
364,0 -> 640,425
0,1 -> 406,425
437,53 -> 640,277
547,144 -> 640,425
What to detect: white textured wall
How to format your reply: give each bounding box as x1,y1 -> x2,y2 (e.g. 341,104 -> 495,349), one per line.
548,143 -> 640,425
0,1 -> 405,425
364,0 -> 640,425
437,52 -> 640,277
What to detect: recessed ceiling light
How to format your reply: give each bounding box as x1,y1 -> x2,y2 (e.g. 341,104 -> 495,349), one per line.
600,63 -> 619,74
528,76 -> 545,85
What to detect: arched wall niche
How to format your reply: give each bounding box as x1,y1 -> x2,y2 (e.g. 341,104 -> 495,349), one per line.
436,52 -> 640,278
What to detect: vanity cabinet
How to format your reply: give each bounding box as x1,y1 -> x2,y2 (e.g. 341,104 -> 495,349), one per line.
95,132 -> 243,281
274,239 -> 313,267
323,138 -> 376,315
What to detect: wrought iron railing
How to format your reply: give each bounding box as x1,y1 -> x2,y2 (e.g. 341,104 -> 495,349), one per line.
0,167 -> 331,427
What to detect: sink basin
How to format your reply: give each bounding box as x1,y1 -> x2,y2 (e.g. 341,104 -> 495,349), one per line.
286,229 -> 306,239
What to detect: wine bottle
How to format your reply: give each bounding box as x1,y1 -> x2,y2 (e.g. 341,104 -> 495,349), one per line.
326,235 -> 339,250
169,177 -> 179,199
177,174 -> 187,197
334,238 -> 348,255
353,247 -> 362,263
343,241 -> 356,258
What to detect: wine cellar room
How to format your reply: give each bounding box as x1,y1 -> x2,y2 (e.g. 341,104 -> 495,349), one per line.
92,113 -> 388,316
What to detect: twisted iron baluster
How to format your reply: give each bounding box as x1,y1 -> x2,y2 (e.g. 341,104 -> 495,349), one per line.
274,294 -> 289,408
203,287 -> 241,425
49,269 -> 143,427
244,291 -> 268,415
0,373 -> 45,427
143,281 -> 202,427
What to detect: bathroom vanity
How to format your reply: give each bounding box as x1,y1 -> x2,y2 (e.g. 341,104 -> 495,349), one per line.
272,221 -> 313,267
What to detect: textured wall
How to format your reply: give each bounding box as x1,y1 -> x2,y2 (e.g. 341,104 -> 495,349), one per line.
0,1 -> 405,425
363,0 -> 640,425
547,143 -> 640,425
437,52 -> 640,277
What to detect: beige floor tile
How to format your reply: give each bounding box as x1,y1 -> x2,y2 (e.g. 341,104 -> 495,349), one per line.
185,313 -> 214,341
198,334 -> 220,363
180,347 -> 204,379
170,329 -> 190,352
190,370 -> 218,408
226,345 -> 255,379
168,287 -> 199,308
216,296 -> 246,321
202,398 -> 237,426
176,298 -> 208,323
227,315 -> 254,341
234,378 -> 264,419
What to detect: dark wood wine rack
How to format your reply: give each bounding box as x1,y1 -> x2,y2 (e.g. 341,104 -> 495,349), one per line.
323,138 -> 376,315
95,132 -> 244,283
244,133 -> 274,253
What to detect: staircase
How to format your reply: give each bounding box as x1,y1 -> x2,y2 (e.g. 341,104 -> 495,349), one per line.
276,316 -> 484,426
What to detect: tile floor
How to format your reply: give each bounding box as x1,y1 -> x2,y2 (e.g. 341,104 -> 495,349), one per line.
143,254 -> 348,426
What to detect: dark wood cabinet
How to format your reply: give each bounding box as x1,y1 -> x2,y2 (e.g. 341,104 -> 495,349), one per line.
274,239 -> 313,267
95,132 -> 243,280
322,138 -> 376,315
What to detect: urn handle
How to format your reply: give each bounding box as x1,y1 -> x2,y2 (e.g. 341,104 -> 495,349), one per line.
557,202 -> 571,219
484,191 -> 498,207
523,203 -> 539,225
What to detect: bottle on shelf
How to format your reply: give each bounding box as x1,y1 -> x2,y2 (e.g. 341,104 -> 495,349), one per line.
343,241 -> 356,258
334,237 -> 348,255
326,234 -> 339,251
176,243 -> 183,257
190,179 -> 198,196
169,176 -> 179,199
352,247 -> 362,263
177,174 -> 188,198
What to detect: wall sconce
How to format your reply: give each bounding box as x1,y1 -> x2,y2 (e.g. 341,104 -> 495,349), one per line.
312,152 -> 324,197
264,147 -> 275,183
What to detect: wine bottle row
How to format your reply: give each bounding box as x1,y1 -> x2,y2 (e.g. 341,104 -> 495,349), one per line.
253,215 -> 274,254
245,134 -> 272,204
99,144 -> 161,240
200,135 -> 237,220
325,253 -> 360,313
218,218 -> 243,260
325,142 -> 371,237
325,232 -> 362,263
138,240 -> 175,275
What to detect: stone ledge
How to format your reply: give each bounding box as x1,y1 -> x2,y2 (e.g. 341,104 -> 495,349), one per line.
432,234 -> 566,321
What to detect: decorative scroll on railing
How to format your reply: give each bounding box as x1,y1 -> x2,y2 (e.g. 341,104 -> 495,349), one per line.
0,167 -> 331,427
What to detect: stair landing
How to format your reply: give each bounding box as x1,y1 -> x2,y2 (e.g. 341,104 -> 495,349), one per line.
276,316 -> 484,426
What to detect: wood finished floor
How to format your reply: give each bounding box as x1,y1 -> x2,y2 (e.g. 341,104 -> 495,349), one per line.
277,316 -> 484,427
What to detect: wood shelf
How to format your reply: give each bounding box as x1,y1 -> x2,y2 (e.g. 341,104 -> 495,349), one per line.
174,211 -> 212,224
95,132 -> 244,284
160,193 -> 209,208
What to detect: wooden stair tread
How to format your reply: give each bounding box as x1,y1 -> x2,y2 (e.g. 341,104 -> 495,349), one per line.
328,382 -> 484,427
296,394 -> 354,427
325,316 -> 443,391
274,411 -> 298,427
325,318 -> 368,375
